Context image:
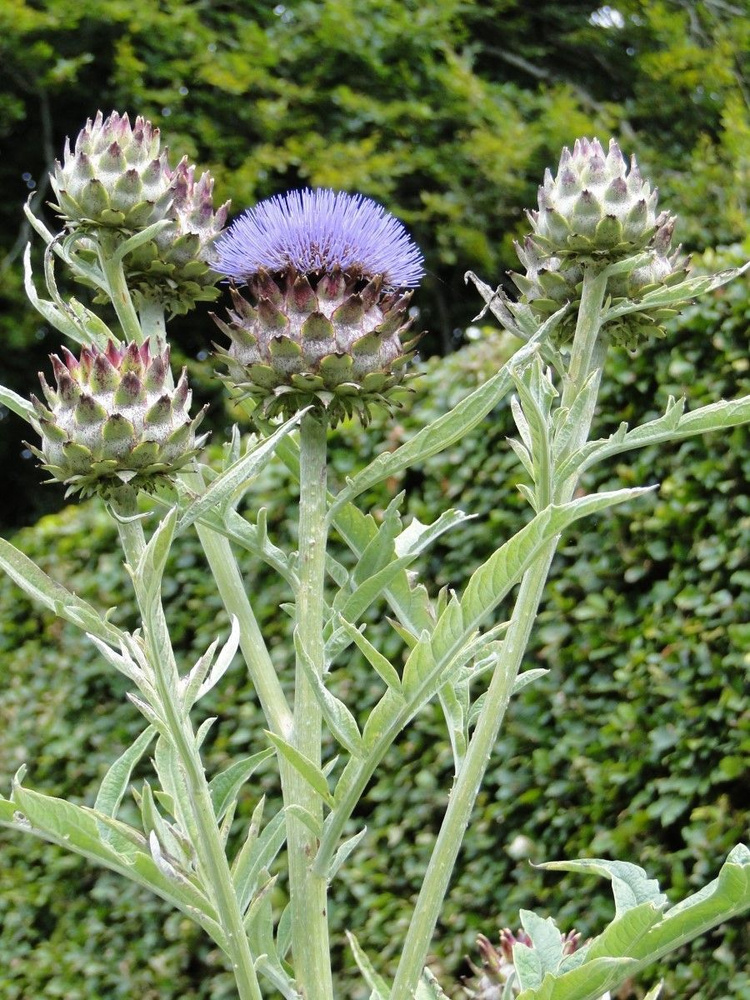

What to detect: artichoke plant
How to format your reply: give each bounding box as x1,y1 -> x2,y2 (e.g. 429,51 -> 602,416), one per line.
29,341 -> 206,500
212,188 -> 424,424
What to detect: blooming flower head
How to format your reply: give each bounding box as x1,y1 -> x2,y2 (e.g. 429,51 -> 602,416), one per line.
214,188 -> 424,287
212,188 -> 424,425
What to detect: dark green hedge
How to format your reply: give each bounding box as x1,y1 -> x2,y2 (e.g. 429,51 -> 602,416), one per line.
1,248 -> 749,998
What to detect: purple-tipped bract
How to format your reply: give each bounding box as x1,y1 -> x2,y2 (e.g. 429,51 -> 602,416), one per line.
214,188 -> 424,288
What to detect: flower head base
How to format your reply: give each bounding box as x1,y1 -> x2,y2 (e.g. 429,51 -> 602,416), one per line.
529,138 -> 672,261
213,189 -> 424,425
29,341 -> 207,501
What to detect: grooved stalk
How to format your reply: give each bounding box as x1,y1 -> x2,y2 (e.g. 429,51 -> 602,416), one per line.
286,413 -> 334,1000
391,266 -> 609,1000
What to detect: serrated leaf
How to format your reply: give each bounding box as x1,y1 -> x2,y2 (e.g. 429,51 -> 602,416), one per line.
177,412 -> 305,534
208,748 -> 275,822
327,826 -> 367,881
337,617 -> 403,693
265,732 -> 334,807
0,382 -> 36,422
4,782 -> 223,943
232,805 -> 287,914
415,967 -> 451,1000
394,508 -> 474,559
538,858 -> 667,917
329,333 -> 549,515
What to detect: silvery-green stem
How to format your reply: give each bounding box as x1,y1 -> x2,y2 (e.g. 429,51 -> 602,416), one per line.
194,522 -> 293,739
391,266 -> 609,1000
97,233 -> 144,344
286,412 -> 334,1000
114,509 -> 264,1000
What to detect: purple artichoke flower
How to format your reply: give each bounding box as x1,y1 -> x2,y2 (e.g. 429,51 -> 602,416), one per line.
211,188 -> 424,425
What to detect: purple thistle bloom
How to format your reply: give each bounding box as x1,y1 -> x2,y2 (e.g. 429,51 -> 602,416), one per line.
214,188 -> 424,288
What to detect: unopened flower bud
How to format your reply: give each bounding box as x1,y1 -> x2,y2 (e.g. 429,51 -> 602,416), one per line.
29,342 -> 206,499
528,138 -> 673,261
50,111 -> 173,230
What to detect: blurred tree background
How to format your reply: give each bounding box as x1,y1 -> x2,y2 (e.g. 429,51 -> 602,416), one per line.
1,0 -> 748,529
1,1 -> 749,998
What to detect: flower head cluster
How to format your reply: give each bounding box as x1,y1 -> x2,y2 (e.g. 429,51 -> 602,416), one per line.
214,188 -> 424,288
212,188 -> 424,424
29,341 -> 206,500
486,137 -> 690,350
50,111 -> 229,314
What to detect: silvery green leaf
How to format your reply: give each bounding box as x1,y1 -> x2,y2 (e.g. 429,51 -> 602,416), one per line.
86,633 -> 154,695
326,825 -> 367,881
604,262 -> 750,320
328,334 -> 548,517
111,218 -> 173,261
194,616 -> 240,704
335,617 -> 403,693
277,901 -> 292,960
0,382 -> 36,423
209,748 -> 275,823
515,910 -> 565,989
394,508 -> 475,559
177,411 -> 306,533
133,507 -> 178,608
195,716 -> 217,747
264,732 -> 334,807
246,877 -> 301,1000
350,492 -> 404,586
285,803 -> 322,837
335,555 -> 416,627
3,783 -> 223,944
346,931 -> 390,1000
438,669 -> 470,772
415,967 -> 451,999
94,725 -> 156,820
232,801 -> 287,913
567,393 -> 750,481
294,630 -> 364,757
0,537 -> 124,647
538,858 -> 668,917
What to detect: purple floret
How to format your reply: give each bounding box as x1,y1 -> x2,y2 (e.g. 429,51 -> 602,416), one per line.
214,188 -> 424,288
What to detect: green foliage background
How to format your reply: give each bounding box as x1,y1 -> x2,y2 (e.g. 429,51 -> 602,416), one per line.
0,0 -> 749,997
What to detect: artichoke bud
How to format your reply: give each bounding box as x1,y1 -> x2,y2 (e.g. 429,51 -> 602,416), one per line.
50,111 -> 173,231
528,138 -> 670,261
29,341 -> 207,500
465,929 -> 601,999
123,158 -> 230,315
212,189 -> 424,425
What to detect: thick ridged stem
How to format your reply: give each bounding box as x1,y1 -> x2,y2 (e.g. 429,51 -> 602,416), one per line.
391,266 -> 609,1000
138,297 -> 168,356
286,413 -> 334,1000
114,510 -> 264,1000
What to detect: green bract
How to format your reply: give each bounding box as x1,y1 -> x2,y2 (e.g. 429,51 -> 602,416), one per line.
213,268 -> 420,425
529,137 -> 673,261
29,341 -> 206,499
511,235 -> 690,349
